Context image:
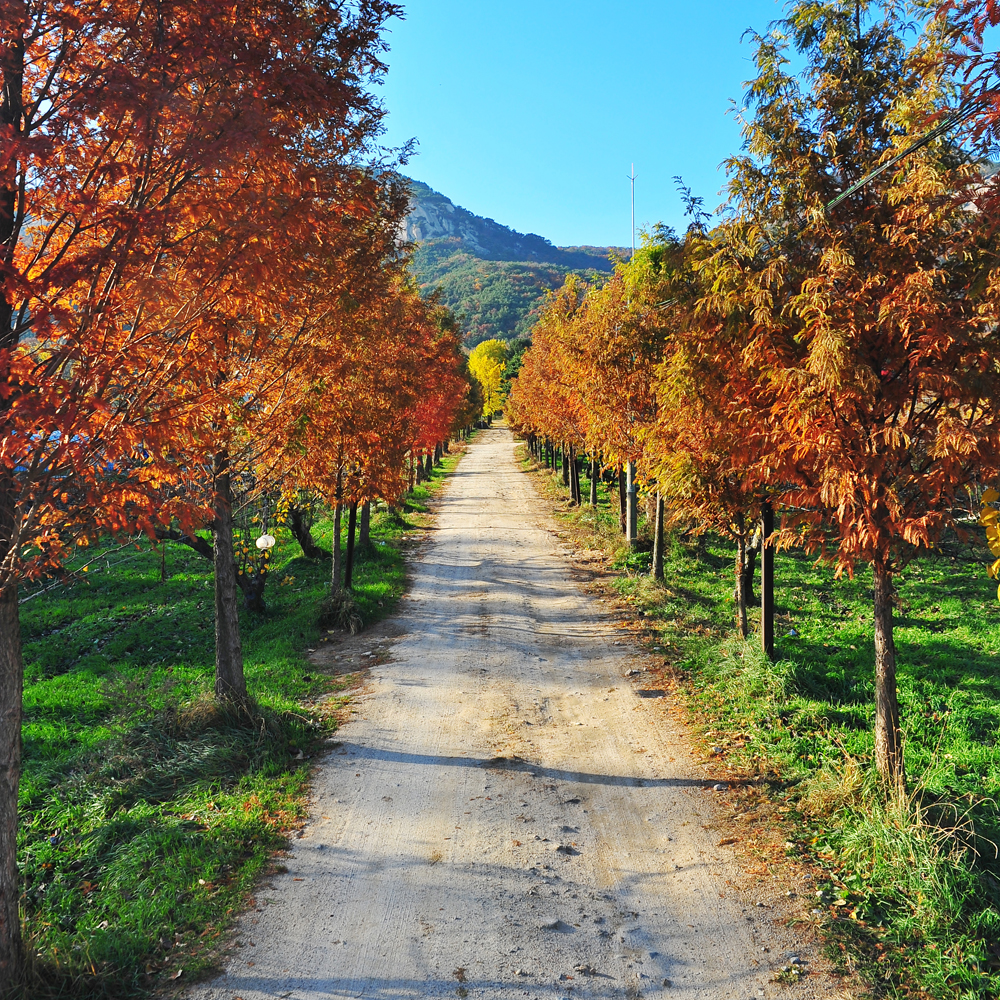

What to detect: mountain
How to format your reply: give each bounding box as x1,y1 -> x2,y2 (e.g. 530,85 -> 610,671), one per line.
402,179 -> 624,348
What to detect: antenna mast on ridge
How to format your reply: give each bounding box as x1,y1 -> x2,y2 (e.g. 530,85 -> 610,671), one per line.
629,163 -> 636,259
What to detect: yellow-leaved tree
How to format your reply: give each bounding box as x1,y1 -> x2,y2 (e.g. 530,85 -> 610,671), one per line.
468,339 -> 508,418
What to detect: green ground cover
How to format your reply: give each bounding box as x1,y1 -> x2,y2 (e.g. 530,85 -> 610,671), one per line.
523,445 -> 1000,1000
18,449 -> 463,998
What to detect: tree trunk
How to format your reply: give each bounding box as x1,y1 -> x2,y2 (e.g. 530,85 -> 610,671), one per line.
155,527 -> 214,560
561,445 -> 569,487
344,501 -> 358,589
424,452 -> 433,478
873,559 -> 904,790
359,500 -> 371,551
288,504 -> 325,559
332,468 -> 343,590
589,456 -> 598,506
652,492 -> 665,581
0,550 -> 23,990
617,466 -> 627,534
0,27 -> 26,987
212,451 -> 247,706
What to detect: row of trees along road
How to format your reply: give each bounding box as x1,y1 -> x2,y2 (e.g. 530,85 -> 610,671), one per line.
508,0 -> 1000,795
0,2 -> 476,987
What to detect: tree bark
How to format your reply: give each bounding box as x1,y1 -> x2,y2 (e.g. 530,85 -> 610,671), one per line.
873,559 -> 904,790
0,573 -> 22,992
332,468 -> 343,590
212,451 -> 247,706
733,511 -> 759,638
652,492 -> 665,581
344,501 -> 358,589
424,452 -> 433,478
0,26 -> 27,985
561,445 -> 569,487
359,500 -> 371,551
589,456 -> 598,506
155,527 -> 214,560
288,504 -> 326,559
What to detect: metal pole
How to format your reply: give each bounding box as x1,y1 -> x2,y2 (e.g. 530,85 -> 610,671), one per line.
630,163 -> 636,259
761,501 -> 774,659
626,461 -> 638,546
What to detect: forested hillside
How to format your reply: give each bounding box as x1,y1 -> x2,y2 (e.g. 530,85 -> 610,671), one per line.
403,180 -> 622,347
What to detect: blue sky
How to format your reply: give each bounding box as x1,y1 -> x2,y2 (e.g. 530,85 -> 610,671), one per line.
378,0 -> 785,248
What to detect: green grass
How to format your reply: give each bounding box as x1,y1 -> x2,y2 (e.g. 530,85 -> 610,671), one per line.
18,447 -> 465,998
522,443 -> 1000,1000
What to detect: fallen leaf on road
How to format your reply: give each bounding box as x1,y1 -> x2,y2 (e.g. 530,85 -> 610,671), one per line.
168,969 -> 183,980
718,838 -> 738,846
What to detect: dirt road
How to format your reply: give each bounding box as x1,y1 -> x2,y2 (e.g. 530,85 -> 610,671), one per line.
187,426 -> 837,1000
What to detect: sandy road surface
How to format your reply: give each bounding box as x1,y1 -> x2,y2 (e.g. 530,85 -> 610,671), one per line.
186,427 -> 838,1000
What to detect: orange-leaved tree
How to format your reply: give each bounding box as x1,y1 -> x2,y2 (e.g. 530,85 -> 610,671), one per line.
712,0 -> 1000,787
0,0 -> 401,980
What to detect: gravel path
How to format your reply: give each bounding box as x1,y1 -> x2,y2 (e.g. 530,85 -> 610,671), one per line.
185,426 -> 838,1000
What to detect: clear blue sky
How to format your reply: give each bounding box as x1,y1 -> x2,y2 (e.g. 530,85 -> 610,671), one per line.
377,0 -> 785,248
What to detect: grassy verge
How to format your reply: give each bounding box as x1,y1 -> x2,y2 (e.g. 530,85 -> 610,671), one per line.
19,443 -> 467,998
519,442 -> 1000,1000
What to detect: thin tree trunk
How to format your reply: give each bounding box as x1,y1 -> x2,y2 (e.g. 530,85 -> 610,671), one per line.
424,452 -> 433,478
589,456 -> 598,506
0,573 -> 23,989
359,500 -> 371,551
288,504 -> 325,559
344,501 -> 358,589
212,451 -> 247,705
332,468 -> 343,590
652,492 -> 665,581
0,24 -> 25,991
873,559 -> 904,789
